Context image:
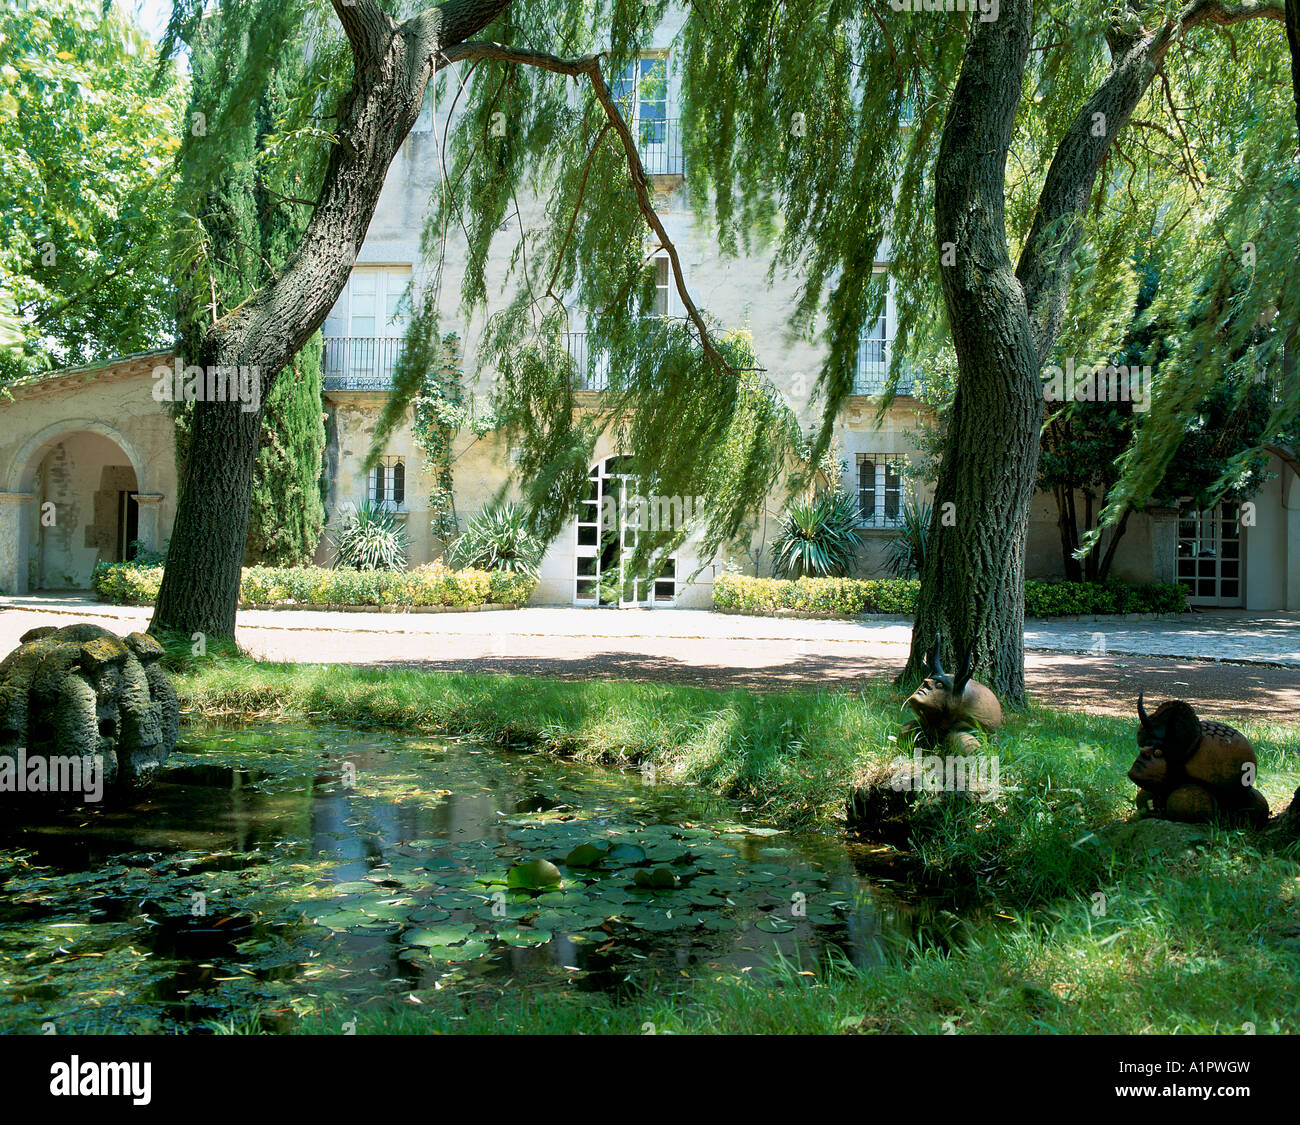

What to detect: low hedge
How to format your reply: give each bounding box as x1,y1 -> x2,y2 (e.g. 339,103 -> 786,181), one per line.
91,560 -> 537,609
713,573 -> 1186,617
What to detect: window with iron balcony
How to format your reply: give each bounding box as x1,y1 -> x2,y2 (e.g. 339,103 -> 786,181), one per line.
612,56 -> 683,177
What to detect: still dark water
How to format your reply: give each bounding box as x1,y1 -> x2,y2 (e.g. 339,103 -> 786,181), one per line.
0,722 -> 928,1033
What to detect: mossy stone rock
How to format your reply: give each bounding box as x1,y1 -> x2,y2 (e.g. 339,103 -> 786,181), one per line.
0,622 -> 178,797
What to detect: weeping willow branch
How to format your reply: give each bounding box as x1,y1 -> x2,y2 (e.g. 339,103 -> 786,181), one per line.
441,39 -> 731,376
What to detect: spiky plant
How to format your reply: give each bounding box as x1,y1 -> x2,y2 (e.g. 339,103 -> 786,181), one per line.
769,491 -> 864,579
332,500 -> 408,571
885,496 -> 931,578
452,501 -> 546,580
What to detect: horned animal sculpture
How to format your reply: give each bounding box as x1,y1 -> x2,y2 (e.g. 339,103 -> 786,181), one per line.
901,633 -> 1003,753
1128,693 -> 1269,828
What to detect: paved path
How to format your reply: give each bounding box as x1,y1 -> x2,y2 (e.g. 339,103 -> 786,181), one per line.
2,596 -> 1296,721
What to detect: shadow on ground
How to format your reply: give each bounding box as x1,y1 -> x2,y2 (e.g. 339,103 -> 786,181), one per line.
362,648 -> 1300,722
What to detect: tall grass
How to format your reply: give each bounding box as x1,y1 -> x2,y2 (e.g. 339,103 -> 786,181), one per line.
176,652 -> 1299,906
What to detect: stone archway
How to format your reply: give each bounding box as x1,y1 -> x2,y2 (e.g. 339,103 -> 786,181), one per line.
1,419 -> 159,593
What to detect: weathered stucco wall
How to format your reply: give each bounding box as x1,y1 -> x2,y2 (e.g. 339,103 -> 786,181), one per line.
0,352 -> 178,593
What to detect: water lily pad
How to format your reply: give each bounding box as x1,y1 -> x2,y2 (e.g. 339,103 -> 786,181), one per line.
471,901 -> 532,923
633,867 -> 679,890
532,910 -> 601,934
754,915 -> 796,934
605,843 -> 647,866
425,939 -> 490,962
506,859 -> 563,891
564,843 -> 609,868
403,922 -> 475,948
495,925 -> 553,947
634,912 -> 698,932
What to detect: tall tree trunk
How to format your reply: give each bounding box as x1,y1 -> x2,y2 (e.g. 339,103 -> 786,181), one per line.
904,3 -> 1040,705
1096,502 -> 1132,580
150,0 -> 514,640
1083,490 -> 1098,580
902,0 -> 1268,704
1063,485 -> 1082,581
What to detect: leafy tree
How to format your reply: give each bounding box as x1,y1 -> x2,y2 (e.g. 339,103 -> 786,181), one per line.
148,0 -> 1300,715
0,0 -> 183,379
167,2 -> 327,573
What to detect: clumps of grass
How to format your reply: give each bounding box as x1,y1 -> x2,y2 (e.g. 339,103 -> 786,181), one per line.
175,651 -> 1300,909
252,842 -> 1300,1036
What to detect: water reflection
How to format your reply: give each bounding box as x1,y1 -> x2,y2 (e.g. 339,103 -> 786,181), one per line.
0,722 -> 930,1032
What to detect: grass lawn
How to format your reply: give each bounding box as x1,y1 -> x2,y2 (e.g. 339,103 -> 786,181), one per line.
176,649 -> 1300,1034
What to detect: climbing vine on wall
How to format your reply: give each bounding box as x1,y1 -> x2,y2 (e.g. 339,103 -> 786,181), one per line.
409,332 -> 498,549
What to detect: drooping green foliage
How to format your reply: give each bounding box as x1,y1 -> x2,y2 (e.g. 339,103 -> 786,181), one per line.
168,1 -> 326,561
403,1 -> 1296,590
343,1 -> 805,587
696,4 -> 1294,495
139,0 -> 1296,639
0,0 -> 184,378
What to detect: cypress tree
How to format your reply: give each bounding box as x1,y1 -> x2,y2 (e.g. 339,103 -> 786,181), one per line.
168,6 -> 325,570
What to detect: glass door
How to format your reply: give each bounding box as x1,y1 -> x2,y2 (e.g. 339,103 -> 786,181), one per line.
1176,503 -> 1243,607
574,457 -> 677,607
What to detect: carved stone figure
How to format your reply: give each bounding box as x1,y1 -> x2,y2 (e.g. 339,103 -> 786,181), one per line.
0,623 -> 178,796
1128,693 -> 1268,828
901,633 -> 1003,753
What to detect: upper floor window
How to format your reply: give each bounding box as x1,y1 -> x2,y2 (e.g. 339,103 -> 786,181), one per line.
857,453 -> 903,527
325,266 -> 412,341
323,266 -> 412,388
653,254 -> 671,317
369,456 -> 406,508
852,271 -> 909,395
612,56 -> 681,175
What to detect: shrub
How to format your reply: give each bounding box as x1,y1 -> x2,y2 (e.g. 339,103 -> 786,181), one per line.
713,574 -> 1186,617
331,501 -> 408,571
90,559 -> 164,605
451,502 -> 545,580
93,561 -> 536,609
884,496 -> 930,578
770,491 -> 864,579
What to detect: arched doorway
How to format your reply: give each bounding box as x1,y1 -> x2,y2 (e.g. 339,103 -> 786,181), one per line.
9,424 -> 149,591
574,455 -> 679,607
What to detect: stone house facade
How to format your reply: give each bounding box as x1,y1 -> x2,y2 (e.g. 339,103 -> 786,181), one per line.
1,13 -> 1296,611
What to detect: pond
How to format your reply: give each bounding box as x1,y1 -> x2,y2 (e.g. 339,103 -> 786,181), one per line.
0,721 -> 932,1033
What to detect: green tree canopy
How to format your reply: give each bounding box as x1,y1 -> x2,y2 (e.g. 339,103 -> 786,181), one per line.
0,0 -> 183,379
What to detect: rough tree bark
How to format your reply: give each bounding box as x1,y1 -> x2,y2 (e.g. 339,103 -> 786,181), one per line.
151,0 -> 515,640
904,0 -> 1286,706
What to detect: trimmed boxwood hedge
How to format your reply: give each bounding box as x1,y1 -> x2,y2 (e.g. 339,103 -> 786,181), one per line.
712,573 -> 1187,617
91,560 -> 536,609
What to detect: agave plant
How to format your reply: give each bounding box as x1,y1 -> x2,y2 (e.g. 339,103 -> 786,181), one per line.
452,501 -> 546,580
769,491 -> 864,579
885,495 -> 931,578
332,500 -> 408,571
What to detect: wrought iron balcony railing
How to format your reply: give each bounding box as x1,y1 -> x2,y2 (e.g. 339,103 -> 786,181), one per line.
852,337 -> 913,396
636,117 -> 684,177
565,332 -> 609,392
322,336 -> 404,390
